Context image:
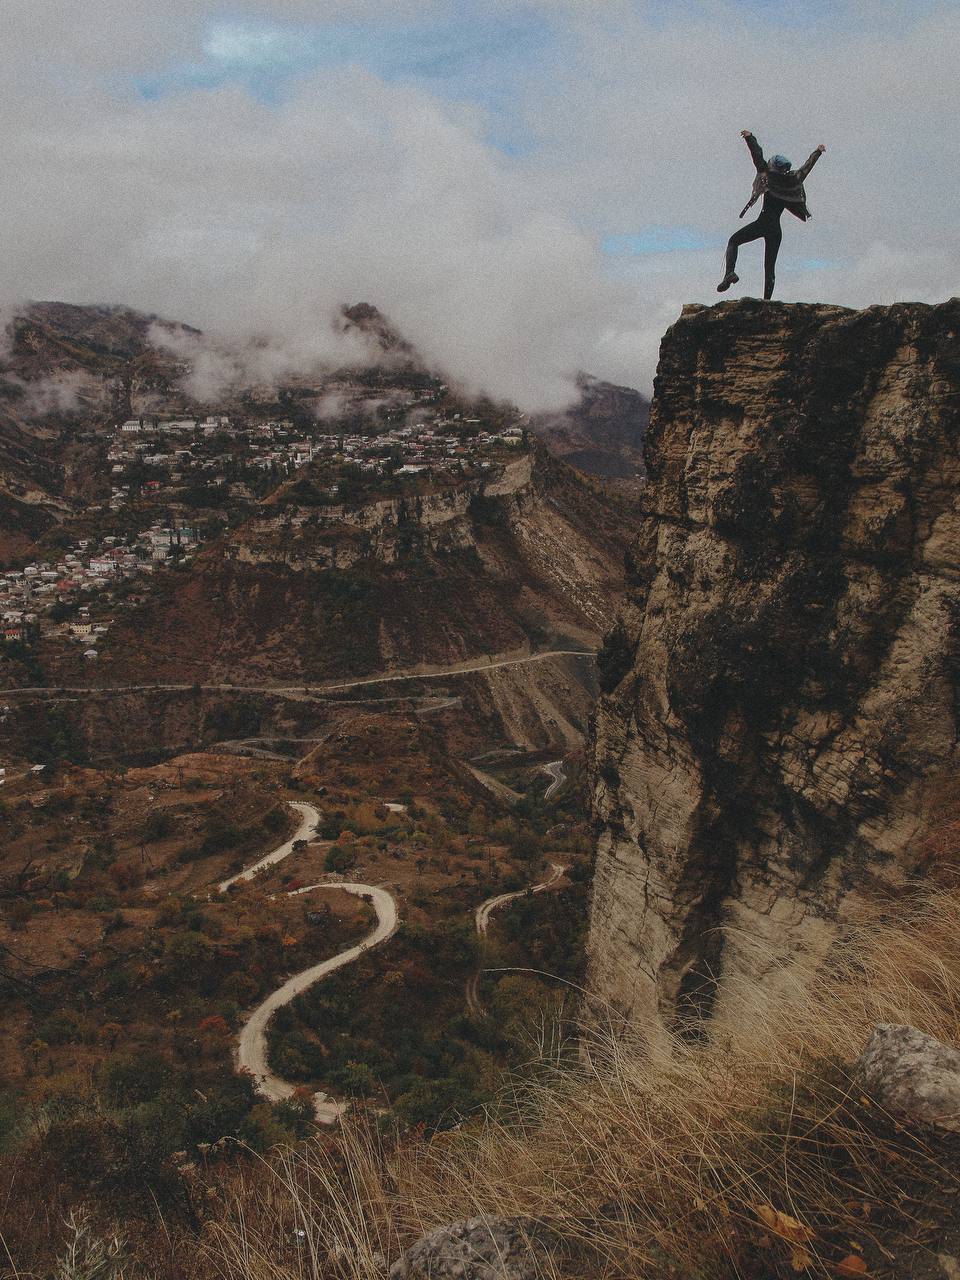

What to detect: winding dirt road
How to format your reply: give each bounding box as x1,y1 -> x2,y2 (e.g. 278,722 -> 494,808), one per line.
202,728 -> 574,1120
236,882 -> 398,1124
541,760 -> 565,800
218,800 -> 321,893
215,800 -> 399,1122
467,862 -> 567,1015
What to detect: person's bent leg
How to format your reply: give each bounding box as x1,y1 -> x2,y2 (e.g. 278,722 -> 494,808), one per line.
718,220 -> 763,292
763,223 -> 783,299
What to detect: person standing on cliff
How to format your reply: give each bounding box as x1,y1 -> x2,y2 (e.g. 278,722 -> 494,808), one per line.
717,131 -> 826,299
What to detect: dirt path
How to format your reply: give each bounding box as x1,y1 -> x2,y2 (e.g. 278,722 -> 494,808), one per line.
465,764 -> 523,807
218,800 -> 320,893
213,799 -> 398,1122
236,882 -> 398,1124
467,862 -> 567,1015
0,649 -> 595,701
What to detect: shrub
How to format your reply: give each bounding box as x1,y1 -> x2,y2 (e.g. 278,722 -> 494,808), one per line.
200,814 -> 242,856
324,844 -> 357,873
36,1010 -> 82,1046
103,1051 -> 174,1106
197,1014 -> 230,1037
52,1210 -> 128,1280
142,810 -> 173,842
164,929 -> 215,968
330,1060 -> 377,1097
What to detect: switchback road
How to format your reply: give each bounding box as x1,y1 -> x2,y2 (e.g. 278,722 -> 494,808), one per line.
216,800 -> 399,1123
218,800 -> 320,893
541,760 -> 566,800
235,881 -> 398,1124
467,862 -> 567,1015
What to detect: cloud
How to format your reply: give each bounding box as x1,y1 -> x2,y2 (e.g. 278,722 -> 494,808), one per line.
0,0 -> 957,405
5,371 -> 107,420
1,59 -> 626,410
146,320 -> 377,404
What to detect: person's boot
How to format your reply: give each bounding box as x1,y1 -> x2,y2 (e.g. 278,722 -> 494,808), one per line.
716,271 -> 739,292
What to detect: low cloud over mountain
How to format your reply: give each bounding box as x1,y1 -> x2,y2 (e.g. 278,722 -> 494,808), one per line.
2,1 -> 957,408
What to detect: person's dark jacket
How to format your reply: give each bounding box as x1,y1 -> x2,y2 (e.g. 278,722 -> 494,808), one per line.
739,133 -> 822,221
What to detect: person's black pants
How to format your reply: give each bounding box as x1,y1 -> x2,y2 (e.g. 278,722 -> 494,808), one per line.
725,210 -> 783,299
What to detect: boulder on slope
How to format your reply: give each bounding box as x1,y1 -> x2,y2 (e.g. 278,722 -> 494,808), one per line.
855,1023 -> 960,1133
389,1216 -> 554,1280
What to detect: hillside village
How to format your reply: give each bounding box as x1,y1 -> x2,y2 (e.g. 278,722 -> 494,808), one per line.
0,398 -> 529,656
107,408 -> 527,496
0,524 -> 198,654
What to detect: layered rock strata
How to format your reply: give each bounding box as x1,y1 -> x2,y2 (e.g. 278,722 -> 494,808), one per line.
589,299 -> 960,1026
94,446 -> 632,685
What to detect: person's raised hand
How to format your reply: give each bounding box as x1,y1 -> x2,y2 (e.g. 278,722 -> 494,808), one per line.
816,144 -> 826,152
741,129 -> 753,138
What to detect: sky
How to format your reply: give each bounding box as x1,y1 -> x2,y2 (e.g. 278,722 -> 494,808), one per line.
2,0 -> 958,408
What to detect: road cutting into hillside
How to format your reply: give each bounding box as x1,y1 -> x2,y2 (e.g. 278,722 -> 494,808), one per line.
213,695 -> 463,761
0,648 -> 595,700
467,862 -> 567,1015
236,882 -> 398,1123
218,800 -> 321,893
214,799 -> 398,1122
542,760 -> 566,800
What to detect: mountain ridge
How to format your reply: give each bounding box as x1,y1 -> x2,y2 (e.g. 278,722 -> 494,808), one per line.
0,299 -> 649,572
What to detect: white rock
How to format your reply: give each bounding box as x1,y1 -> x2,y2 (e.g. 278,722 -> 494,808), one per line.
389,1217 -> 552,1280
855,1024 -> 960,1133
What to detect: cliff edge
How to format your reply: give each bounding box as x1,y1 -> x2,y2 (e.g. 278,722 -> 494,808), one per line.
589,298 -> 960,1027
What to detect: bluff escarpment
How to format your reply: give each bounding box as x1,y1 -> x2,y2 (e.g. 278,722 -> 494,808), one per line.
589,299 -> 960,1026
95,446 -> 634,685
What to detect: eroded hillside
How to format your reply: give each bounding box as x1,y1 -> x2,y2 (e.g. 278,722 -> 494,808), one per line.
91,446 -> 632,686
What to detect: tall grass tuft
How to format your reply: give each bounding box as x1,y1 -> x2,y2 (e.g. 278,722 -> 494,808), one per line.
206,885 -> 960,1278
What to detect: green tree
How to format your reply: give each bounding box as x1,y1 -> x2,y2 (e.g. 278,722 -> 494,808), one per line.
142,810 -> 173,842
103,1051 -> 175,1106
331,1060 -> 377,1097
164,929 -> 215,969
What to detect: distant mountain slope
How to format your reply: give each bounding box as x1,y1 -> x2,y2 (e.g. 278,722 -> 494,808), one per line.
530,375 -> 649,480
0,303 -> 195,554
93,446 -> 637,685
0,299 -> 649,567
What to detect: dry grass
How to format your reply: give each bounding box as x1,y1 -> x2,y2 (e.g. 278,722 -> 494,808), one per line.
201,884 -> 960,1280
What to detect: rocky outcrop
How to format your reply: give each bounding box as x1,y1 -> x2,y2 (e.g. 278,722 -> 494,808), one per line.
96,446 -> 633,686
856,1025 -> 960,1133
531,375 -> 649,480
226,458 -> 533,571
589,299 -> 960,1027
390,1217 -> 554,1280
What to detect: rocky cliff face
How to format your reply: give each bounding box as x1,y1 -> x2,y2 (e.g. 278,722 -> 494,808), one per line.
589,299 -> 960,1027
95,445 -> 635,686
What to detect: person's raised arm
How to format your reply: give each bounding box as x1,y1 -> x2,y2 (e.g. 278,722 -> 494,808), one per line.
741,129 -> 765,172
798,144 -> 826,179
